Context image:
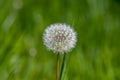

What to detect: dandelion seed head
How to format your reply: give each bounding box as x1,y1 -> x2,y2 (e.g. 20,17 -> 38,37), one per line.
43,23 -> 77,53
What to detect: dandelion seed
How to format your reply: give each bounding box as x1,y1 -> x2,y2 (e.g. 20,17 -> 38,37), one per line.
43,23 -> 77,53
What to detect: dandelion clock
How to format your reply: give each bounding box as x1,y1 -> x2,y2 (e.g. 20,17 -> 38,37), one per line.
43,23 -> 77,80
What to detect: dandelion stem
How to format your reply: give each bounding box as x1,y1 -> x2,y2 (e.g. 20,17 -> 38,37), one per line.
56,53 -> 60,80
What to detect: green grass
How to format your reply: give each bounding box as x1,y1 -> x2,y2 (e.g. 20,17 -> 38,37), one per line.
0,0 -> 120,80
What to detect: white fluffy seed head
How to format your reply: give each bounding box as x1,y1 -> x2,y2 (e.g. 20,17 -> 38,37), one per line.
43,23 -> 77,54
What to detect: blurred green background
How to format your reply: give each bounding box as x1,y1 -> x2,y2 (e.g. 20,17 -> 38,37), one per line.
0,0 -> 120,80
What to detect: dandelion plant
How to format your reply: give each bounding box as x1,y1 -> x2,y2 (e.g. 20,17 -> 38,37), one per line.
43,23 -> 77,80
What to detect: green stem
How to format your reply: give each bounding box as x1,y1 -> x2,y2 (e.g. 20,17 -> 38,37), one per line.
60,54 -> 66,80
